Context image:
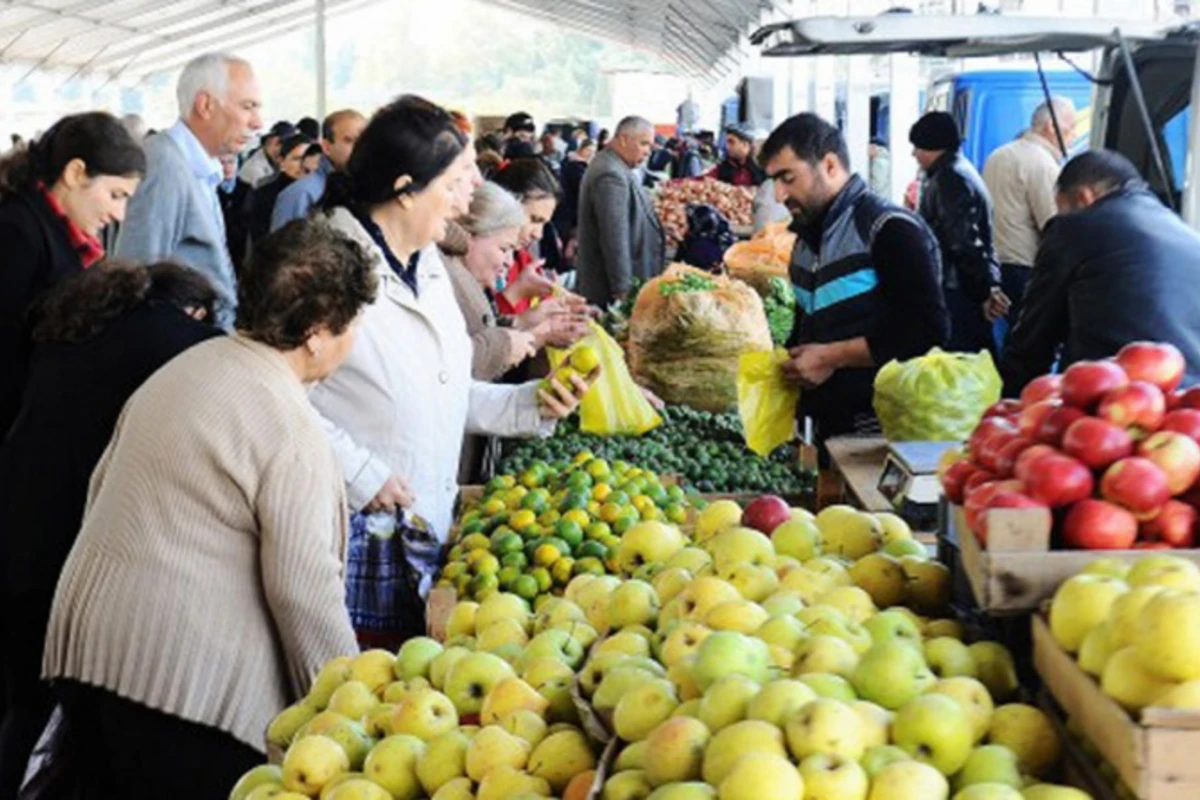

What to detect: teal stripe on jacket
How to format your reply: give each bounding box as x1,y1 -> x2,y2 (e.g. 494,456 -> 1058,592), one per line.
794,268 -> 880,315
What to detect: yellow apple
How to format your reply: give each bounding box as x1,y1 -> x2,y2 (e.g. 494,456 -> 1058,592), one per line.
772,518 -> 822,562
363,734 -> 425,800
1077,622 -> 1114,678
696,500 -> 744,541
615,521 -> 686,574
614,678 -> 680,741
644,716 -> 711,786
1126,555 -> 1200,591
1153,679 -> 1200,709
851,700 -> 893,749
667,547 -> 714,574
610,580 -> 661,630
465,725 -> 530,781
1133,590 -> 1200,682
967,642 -> 1019,703
476,765 -> 550,800
875,513 -> 913,544
392,687 -> 459,741
416,730 -> 470,796
429,646 -> 471,691
430,776 -> 474,800
527,728 -> 598,793
1102,646 -> 1178,712
707,527 -> 775,573
849,553 -> 908,608
929,677 -> 993,743
986,704 -> 1060,778
786,698 -> 865,762
865,759 -> 948,799
307,657 -> 354,710
755,614 -> 808,653
443,651 -> 517,715
282,734 -> 350,796
793,634 -> 859,679
662,622 -> 712,668
702,720 -> 788,786
724,563 -> 780,602
718,752 -> 804,800
653,567 -> 695,605
818,510 -> 883,560
328,681 -> 379,720
602,770 -> 653,800
892,694 -> 973,775
797,753 -> 870,800
268,703 -> 318,748
499,709 -> 549,747
696,673 -> 759,732
350,650 -> 399,694
705,600 -> 769,634
1049,574 -> 1128,654
746,679 -> 817,727
819,585 -> 878,624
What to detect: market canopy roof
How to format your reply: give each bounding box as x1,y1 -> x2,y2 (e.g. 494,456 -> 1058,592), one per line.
0,0 -> 774,80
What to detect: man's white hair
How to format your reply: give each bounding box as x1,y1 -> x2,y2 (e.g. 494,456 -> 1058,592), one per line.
1031,97 -> 1076,130
615,116 -> 654,137
176,53 -> 244,117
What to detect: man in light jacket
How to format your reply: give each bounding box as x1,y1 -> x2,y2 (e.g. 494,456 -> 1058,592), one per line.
271,109 -> 365,231
983,97 -> 1075,341
115,53 -> 262,328
575,115 -> 665,307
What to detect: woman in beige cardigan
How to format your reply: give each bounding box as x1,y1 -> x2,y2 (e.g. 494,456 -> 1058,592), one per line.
40,220 -> 376,799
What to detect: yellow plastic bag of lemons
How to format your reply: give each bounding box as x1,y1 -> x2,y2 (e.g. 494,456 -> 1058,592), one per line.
548,321 -> 662,436
736,348 -> 800,456
873,347 -> 1002,442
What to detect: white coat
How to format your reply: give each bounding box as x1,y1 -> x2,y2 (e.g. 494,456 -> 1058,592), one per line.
310,207 -> 551,540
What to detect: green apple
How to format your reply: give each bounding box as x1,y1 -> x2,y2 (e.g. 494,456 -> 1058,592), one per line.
860,744 -> 911,778
1049,574 -> 1128,654
644,716 -> 711,786
786,698 -> 865,761
883,539 -> 928,559
230,764 -> 283,800
1126,555 -> 1200,591
955,744 -> 1022,790
707,527 -> 775,573
718,752 -> 803,800
443,651 -> 516,715
798,673 -> 857,702
615,740 -> 648,771
690,631 -> 772,691
267,703 -> 318,748
967,642 -> 1019,704
1134,590 -> 1200,682
761,590 -> 806,617
756,614 -> 808,652
805,616 -> 873,655
746,679 -> 818,727
724,563 -> 780,603
616,521 -> 686,574
852,640 -> 936,710
702,720 -> 788,786
863,610 -> 922,648
892,694 -> 973,775
851,701 -> 892,749
610,579 -> 661,630
794,635 -> 859,679
533,597 -> 586,633
697,673 -> 759,732
282,735 -> 350,796
392,688 -> 459,741
865,759 -> 948,799
602,770 -> 653,800
924,638 -> 979,679
465,725 -> 530,781
594,666 -> 659,713
929,677 -> 993,743
416,730 -> 470,796
307,656 -> 353,709
986,704 -> 1060,778
429,646 -> 471,691
395,637 -> 443,681
328,681 -> 379,720
614,678 -> 680,741
772,518 -> 822,561
797,753 -> 869,800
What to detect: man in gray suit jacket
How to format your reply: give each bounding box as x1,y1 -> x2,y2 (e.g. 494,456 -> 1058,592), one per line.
575,116 -> 665,307
116,53 -> 262,329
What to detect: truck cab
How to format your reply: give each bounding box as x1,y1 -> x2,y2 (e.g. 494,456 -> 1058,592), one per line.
751,15 -> 1200,227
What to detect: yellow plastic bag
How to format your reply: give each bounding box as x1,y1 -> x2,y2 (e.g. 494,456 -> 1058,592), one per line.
873,348 -> 1002,442
548,321 -> 663,436
737,348 -> 800,456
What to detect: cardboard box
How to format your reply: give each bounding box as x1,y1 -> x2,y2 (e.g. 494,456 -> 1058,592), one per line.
1033,613 -> 1200,799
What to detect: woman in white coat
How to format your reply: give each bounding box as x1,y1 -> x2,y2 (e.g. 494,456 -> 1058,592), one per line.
311,95 -> 589,542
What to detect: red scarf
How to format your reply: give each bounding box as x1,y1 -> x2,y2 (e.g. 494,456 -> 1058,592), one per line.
39,183 -> 104,268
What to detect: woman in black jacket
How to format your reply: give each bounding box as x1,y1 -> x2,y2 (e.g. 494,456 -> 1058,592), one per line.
0,262 -> 220,797
246,133 -> 313,245
0,112 -> 146,439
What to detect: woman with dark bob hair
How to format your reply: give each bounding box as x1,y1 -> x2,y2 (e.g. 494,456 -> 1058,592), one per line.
0,261 -> 219,796
0,111 -> 145,437
40,220 -> 374,798
312,95 -> 593,548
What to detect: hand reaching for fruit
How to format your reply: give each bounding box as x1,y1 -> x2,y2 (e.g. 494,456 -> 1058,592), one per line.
364,474 -> 415,513
535,314 -> 591,349
537,370 -> 598,420
506,329 -> 539,368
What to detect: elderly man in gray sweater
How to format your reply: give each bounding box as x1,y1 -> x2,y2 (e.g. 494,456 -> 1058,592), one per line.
575,116 -> 666,307
115,53 -> 263,329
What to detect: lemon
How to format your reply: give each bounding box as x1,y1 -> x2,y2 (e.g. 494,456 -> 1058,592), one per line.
471,553 -> 499,576
586,522 -> 612,541
461,533 -> 490,552
538,510 -> 562,527
534,544 -> 562,568
509,510 -> 537,532
599,502 -> 623,524
586,459 -> 612,481
531,567 -> 553,593
573,451 -> 595,465
568,344 -> 600,374
562,509 -> 590,528
592,483 -> 613,502
552,557 -> 575,585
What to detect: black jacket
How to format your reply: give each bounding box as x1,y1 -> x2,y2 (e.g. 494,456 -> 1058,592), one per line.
219,179 -> 252,276
0,189 -> 88,438
1002,186 -> 1200,394
919,151 -> 1001,302
0,302 -> 220,594
247,173 -> 295,246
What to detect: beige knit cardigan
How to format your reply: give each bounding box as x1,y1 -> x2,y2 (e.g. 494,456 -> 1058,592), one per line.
42,335 -> 359,751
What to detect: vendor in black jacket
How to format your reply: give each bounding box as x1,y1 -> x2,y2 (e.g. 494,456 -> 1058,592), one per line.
911,112 -> 1010,355
1002,149 -> 1200,394
761,113 -> 950,447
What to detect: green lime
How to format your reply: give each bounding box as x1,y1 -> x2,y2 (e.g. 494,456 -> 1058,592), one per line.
501,551 -> 528,570
574,557 -> 607,576
514,574 -> 540,601
470,572 -> 499,599
498,565 -> 522,590
520,492 -> 548,514
554,520 -> 584,549
490,532 -> 523,557
531,567 -> 553,593
576,540 -> 608,560
586,522 -> 612,541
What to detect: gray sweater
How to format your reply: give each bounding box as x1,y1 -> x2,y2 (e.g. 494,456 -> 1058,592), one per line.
115,129 -> 237,328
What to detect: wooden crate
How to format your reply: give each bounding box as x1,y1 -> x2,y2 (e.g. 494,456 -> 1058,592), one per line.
1032,613 -> 1200,799
955,505 -> 1200,613
1038,689 -> 1122,800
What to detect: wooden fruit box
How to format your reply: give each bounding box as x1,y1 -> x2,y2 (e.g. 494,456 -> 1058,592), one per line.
954,505 -> 1200,613
1032,612 -> 1200,799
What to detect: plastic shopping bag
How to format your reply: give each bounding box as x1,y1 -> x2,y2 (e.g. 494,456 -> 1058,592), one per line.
549,320 -> 663,436
737,348 -> 800,456
873,347 -> 1002,442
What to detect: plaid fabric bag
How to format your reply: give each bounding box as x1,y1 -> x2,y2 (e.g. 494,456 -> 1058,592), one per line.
345,510 -> 444,650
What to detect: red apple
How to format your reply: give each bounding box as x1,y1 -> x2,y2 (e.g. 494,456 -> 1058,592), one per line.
965,479 -> 1025,537
1162,409 -> 1200,444
1014,444 -> 1059,483
1018,400 -> 1061,441
1021,374 -> 1063,406
964,469 -> 1000,498
977,491 -> 1048,545
1024,454 -> 1095,507
1063,498 -> 1138,550
969,417 -> 1020,461
1177,387 -> 1200,410
744,495 -> 792,535
1138,431 -> 1200,495
1061,417 -> 1134,471
941,460 -> 978,505
1097,381 -> 1167,438
1036,406 -> 1088,447
1139,499 -> 1198,548
992,436 -> 1035,478
1116,341 -> 1186,393
1061,360 -> 1129,410
983,399 -> 1024,420
976,427 -> 1023,474
1101,457 -> 1171,516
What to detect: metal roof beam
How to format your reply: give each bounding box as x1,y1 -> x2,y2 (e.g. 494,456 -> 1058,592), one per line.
0,0 -> 204,40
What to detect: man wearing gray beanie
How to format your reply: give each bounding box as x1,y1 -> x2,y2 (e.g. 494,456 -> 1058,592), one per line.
911,111 -> 1009,356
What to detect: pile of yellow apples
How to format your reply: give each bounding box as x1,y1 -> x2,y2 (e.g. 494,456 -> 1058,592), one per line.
232,499 -> 1094,800
1049,554 -> 1200,715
